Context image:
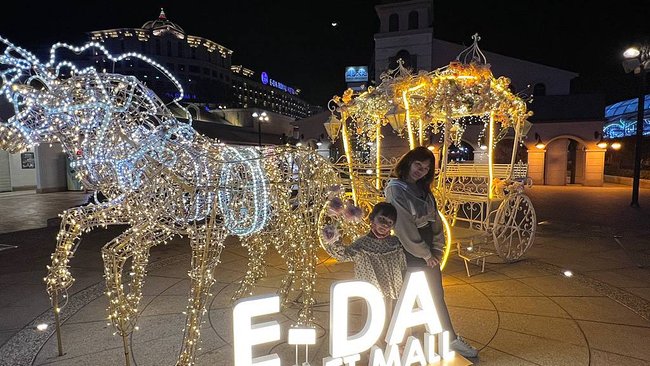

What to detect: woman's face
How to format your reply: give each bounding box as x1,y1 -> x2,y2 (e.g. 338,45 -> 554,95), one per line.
408,159 -> 431,182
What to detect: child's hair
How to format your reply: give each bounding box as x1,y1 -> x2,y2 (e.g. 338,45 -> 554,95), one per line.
369,202 -> 397,223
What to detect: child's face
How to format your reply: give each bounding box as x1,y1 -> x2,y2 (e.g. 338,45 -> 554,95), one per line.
371,214 -> 394,238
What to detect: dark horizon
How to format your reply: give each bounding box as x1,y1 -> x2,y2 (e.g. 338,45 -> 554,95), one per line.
2,1 -> 649,108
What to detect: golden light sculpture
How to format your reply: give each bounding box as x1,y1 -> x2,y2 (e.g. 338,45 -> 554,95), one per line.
0,37 -> 339,366
327,34 -> 537,266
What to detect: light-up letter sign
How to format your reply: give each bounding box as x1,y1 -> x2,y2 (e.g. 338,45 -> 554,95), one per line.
233,294 -> 281,366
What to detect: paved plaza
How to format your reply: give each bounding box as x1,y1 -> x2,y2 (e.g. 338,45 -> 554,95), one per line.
0,185 -> 649,365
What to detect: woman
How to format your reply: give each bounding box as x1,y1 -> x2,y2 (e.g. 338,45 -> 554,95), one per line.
385,146 -> 478,358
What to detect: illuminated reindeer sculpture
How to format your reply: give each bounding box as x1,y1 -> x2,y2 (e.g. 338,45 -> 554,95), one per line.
0,37 -> 338,365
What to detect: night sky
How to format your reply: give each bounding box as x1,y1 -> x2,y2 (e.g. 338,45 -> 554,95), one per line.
2,0 -> 649,108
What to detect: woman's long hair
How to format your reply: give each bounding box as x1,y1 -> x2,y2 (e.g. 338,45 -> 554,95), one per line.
391,146 -> 436,194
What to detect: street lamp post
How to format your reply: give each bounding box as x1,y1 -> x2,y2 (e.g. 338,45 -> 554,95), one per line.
623,47 -> 648,207
252,111 -> 269,147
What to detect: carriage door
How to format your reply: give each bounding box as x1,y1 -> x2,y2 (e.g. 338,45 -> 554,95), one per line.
0,151 -> 11,192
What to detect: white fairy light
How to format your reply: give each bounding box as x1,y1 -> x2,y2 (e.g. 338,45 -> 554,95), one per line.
0,36 -> 341,365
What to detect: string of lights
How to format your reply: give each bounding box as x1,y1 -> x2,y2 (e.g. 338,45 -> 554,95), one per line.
0,36 -> 340,365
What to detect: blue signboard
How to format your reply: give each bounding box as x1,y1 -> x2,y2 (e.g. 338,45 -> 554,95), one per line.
345,66 -> 369,82
260,72 -> 297,95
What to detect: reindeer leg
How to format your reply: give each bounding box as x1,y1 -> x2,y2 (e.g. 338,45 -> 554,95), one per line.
278,247 -> 297,309
45,201 -> 127,356
297,245 -> 317,326
177,223 -> 227,366
102,224 -> 172,366
233,234 -> 269,301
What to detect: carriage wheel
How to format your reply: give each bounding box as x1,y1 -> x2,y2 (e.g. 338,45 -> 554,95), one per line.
492,193 -> 536,262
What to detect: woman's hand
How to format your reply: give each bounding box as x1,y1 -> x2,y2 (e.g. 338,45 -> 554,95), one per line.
426,256 -> 440,267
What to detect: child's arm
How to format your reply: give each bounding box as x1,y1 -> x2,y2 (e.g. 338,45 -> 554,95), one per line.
324,239 -> 359,262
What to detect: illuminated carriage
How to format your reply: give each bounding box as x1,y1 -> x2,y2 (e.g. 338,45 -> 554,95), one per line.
325,36 -> 537,264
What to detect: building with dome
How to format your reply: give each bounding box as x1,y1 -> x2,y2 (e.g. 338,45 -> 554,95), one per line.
87,9 -> 312,120
0,9 -> 315,193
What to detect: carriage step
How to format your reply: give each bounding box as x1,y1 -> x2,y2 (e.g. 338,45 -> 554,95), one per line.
456,241 -> 497,277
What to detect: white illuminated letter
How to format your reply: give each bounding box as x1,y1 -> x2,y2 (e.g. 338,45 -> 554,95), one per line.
439,330 -> 455,359
323,357 -> 343,366
386,271 -> 443,345
343,354 -> 361,365
330,280 -> 386,358
424,332 -> 441,363
369,344 -> 401,366
233,294 -> 281,366
401,336 -> 427,366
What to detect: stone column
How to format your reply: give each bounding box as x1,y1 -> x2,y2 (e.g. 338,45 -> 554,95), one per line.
527,150 -> 546,185
473,150 -> 488,164
582,149 -> 606,186
35,143 -> 67,193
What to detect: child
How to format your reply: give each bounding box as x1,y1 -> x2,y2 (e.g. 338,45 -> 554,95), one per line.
323,202 -> 406,344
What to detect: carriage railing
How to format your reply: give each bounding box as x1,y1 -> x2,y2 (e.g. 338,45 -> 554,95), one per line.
332,155 -> 529,231
331,155 -> 397,216
438,161 -> 528,230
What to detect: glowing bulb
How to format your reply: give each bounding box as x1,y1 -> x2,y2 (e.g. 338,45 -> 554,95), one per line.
624,47 -> 640,59
563,270 -> 573,277
36,323 -> 49,331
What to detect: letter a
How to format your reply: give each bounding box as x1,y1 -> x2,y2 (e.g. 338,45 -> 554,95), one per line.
385,270 -> 443,346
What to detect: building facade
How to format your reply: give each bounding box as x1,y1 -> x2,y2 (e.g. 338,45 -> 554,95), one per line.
0,9 -> 314,193
88,9 -> 312,120
299,0 -> 608,186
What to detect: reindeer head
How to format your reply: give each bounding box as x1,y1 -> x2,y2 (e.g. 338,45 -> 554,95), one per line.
0,36 -> 58,153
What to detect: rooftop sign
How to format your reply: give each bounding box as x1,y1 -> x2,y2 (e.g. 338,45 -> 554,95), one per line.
260,71 -> 297,95
345,66 -> 369,83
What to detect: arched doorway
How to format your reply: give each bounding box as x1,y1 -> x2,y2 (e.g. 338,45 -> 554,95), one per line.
544,137 -> 587,185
